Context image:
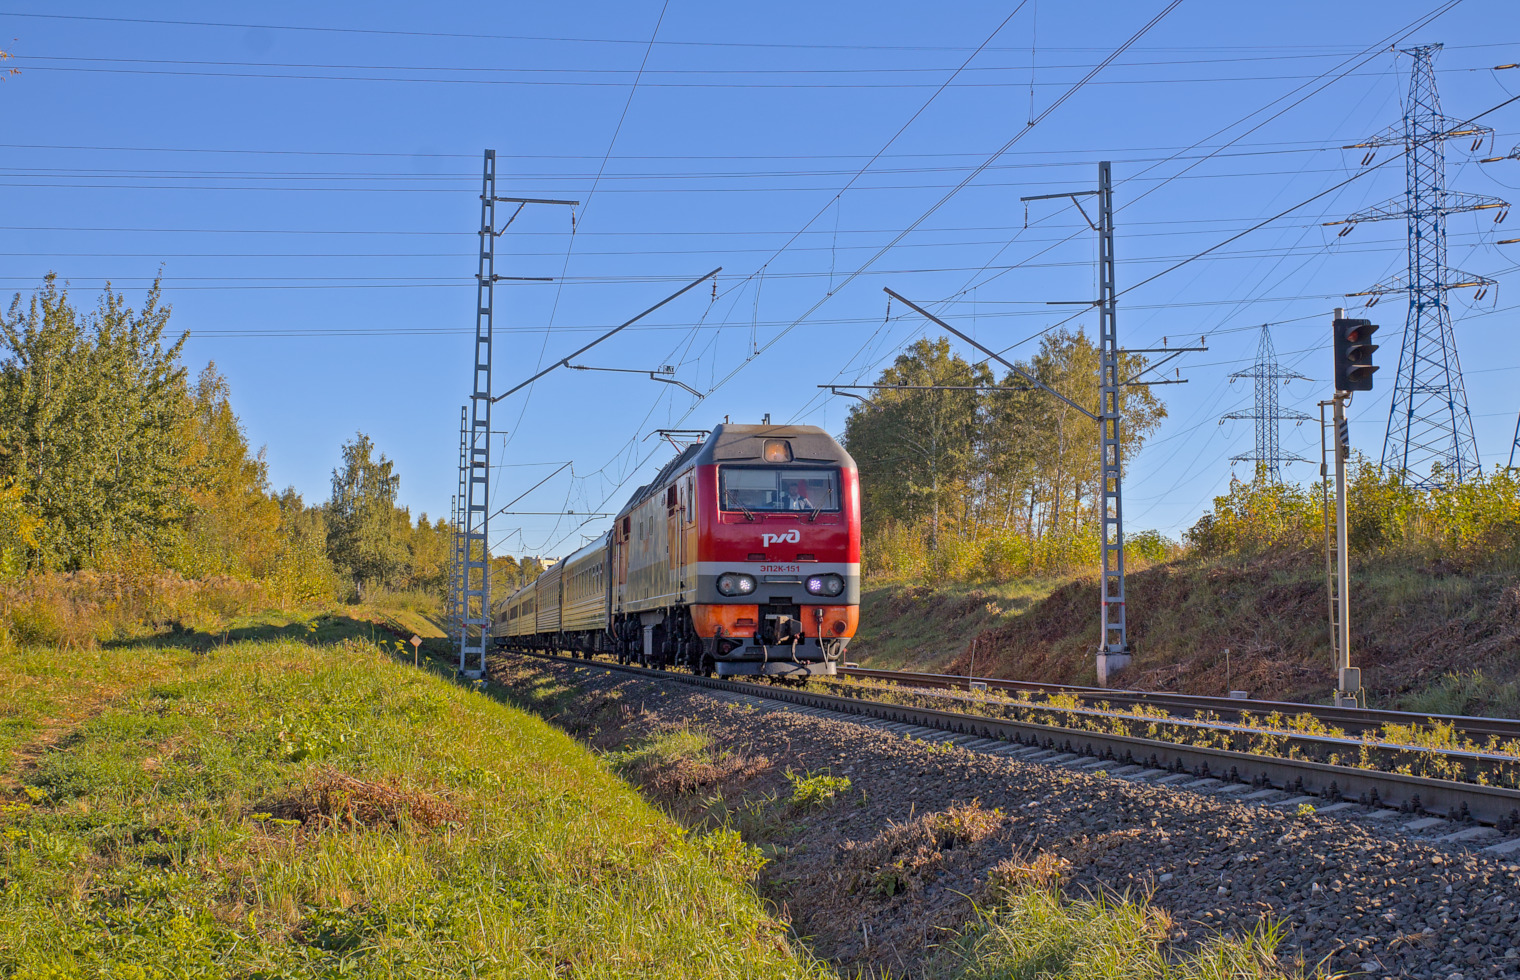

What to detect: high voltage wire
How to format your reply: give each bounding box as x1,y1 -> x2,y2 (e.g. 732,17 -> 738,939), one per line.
6,52 -> 1489,74
14,237 -> 1506,286
0,141 -> 1417,177
932,0 -> 1467,369
791,0 -> 1464,430
7,10 -> 1509,54
0,136 -> 1412,159
0,216 -> 1436,237
13,231 -> 1496,260
0,166 -> 1461,194
13,62 -> 1410,89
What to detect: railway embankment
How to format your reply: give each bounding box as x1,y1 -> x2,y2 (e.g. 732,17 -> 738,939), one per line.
853,553 -> 1520,711
0,619 -> 828,979
500,655 -> 1520,979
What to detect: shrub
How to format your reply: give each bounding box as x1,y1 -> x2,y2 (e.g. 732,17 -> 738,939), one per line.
1188,456 -> 1520,567
864,518 -> 1168,585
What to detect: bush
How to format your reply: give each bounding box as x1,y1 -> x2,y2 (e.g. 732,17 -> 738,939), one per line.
865,518 -> 1170,585
1188,456 -> 1520,566
0,570 -> 277,648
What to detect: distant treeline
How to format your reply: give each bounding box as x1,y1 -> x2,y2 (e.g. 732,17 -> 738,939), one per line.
0,276 -> 448,607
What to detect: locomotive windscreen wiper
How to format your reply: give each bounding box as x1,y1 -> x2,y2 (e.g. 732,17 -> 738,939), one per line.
723,490 -> 756,522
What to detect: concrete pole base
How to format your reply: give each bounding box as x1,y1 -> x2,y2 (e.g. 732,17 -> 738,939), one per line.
1096,652 -> 1131,688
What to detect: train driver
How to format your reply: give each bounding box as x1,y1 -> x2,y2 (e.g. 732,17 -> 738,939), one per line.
783,480 -> 815,511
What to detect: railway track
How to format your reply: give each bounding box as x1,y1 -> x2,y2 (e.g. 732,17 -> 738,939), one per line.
507,650 -> 1520,830
838,666 -> 1520,743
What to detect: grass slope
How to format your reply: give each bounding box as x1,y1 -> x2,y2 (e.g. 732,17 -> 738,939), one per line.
854,553 -> 1520,711
0,621 -> 827,979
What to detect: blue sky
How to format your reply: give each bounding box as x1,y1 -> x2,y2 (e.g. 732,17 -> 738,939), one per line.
3,1 -> 1519,559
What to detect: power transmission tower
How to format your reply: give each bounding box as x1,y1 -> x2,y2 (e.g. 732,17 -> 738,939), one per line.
1221,325 -> 1311,481
1328,44 -> 1506,487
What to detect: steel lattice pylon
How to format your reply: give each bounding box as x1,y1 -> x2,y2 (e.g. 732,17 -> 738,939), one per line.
1330,44 -> 1505,488
1222,325 -> 1311,482
458,152 -> 496,679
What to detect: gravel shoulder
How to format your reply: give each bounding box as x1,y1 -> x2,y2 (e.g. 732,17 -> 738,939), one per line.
493,654 -> 1520,979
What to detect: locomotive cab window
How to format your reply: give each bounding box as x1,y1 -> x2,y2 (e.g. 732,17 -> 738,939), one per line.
719,467 -> 840,513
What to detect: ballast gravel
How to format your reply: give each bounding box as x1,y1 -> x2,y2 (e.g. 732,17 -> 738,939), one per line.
496,656 -> 1520,979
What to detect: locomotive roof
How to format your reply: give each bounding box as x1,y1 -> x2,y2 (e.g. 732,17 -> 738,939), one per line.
613,423 -> 853,519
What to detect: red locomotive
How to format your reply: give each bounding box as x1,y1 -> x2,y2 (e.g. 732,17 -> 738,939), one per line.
497,423 -> 860,676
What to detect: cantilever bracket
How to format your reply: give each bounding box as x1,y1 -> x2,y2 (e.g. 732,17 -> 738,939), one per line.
1022,188 -> 1100,230
566,363 -> 701,397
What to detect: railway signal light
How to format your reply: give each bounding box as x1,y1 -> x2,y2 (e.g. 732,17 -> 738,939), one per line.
1333,317 -> 1379,392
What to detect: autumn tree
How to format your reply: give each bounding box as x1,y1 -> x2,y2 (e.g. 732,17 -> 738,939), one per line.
843,338 -> 990,548
842,330 -> 1167,577
173,363 -> 282,576
0,276 -> 190,568
325,432 -> 409,598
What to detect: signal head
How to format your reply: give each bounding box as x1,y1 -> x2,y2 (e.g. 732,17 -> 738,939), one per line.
1333,317 -> 1380,393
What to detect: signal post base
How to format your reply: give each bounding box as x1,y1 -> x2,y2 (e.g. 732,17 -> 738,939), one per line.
1096,652 -> 1131,688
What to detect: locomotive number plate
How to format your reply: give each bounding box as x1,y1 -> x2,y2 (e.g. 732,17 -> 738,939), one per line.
759,564 -> 801,573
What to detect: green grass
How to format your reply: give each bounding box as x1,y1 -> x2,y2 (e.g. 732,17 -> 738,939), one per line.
784,770 -> 852,809
2,607 -> 1307,980
928,887 -> 1294,980
1401,669 -> 1520,718
0,631 -> 831,978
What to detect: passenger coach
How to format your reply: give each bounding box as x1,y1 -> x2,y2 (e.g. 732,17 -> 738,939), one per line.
497,423 -> 860,677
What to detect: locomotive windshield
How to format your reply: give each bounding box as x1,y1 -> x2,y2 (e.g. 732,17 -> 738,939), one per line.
719,467 -> 840,513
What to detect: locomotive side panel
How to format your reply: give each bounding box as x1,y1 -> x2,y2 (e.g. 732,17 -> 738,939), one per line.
625,481 -> 683,613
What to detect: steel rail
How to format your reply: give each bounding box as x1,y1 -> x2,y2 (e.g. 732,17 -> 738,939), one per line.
839,666 -> 1520,743
508,650 -> 1520,827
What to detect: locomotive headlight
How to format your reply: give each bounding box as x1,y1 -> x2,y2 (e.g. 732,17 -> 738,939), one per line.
717,573 -> 756,596
805,573 -> 844,597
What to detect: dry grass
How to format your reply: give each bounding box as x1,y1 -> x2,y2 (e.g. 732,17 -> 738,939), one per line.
608,727 -> 773,800
840,801 -> 1005,898
982,850 -> 1071,900
0,569 -> 269,648
254,768 -> 465,830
